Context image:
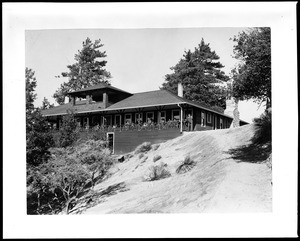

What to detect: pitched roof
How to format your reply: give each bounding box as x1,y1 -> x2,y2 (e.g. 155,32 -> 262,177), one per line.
42,89 -> 237,120
67,83 -> 132,95
41,100 -> 106,116
105,89 -> 186,110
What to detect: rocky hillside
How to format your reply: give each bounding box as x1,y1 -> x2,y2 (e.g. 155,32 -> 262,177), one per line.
72,124 -> 272,214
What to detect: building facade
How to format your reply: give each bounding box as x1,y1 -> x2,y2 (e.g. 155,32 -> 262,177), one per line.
42,83 -> 248,154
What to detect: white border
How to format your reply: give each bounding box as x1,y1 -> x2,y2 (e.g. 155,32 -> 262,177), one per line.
3,2 -> 298,238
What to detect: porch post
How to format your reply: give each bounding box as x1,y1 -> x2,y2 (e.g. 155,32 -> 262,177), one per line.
178,104 -> 183,133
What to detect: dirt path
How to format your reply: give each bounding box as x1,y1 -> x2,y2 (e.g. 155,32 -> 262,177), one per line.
81,124 -> 272,214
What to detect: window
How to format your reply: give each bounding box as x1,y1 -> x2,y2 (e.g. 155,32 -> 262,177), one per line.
103,115 -> 112,126
125,114 -> 132,124
135,113 -> 143,124
201,112 -> 206,126
114,114 -> 122,126
172,110 -> 180,121
207,113 -> 212,123
158,111 -> 166,123
146,112 -> 154,123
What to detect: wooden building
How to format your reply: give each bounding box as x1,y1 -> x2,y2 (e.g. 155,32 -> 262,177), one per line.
42,83 -> 248,154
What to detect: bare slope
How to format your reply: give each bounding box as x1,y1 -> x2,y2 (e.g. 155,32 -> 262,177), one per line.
80,124 -> 272,214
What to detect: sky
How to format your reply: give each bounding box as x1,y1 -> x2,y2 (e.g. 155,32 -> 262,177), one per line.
25,28 -> 265,123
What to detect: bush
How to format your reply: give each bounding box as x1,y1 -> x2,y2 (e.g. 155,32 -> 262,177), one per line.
176,156 -> 196,174
58,112 -> 79,147
26,109 -> 54,166
27,139 -> 114,215
252,109 -> 271,144
135,142 -> 152,154
152,144 -> 160,151
144,162 -> 171,181
141,156 -> 148,163
153,155 -> 162,162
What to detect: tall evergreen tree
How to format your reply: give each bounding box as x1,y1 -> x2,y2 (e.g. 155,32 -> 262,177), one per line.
162,39 -> 229,110
231,27 -> 271,109
26,68 -> 54,166
41,97 -> 54,110
26,67 -> 37,114
53,38 -> 111,104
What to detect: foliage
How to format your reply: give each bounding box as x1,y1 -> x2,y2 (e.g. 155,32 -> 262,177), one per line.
252,109 -> 272,145
138,153 -> 145,160
26,109 -> 54,166
53,38 -> 111,104
41,97 -> 54,110
231,27 -> 271,108
152,143 -> 160,151
145,162 -> 171,181
153,155 -> 162,162
162,39 -> 229,110
57,112 -> 79,147
134,142 -> 152,154
26,67 -> 37,114
176,155 -> 196,174
26,68 -> 54,166
27,140 -> 114,214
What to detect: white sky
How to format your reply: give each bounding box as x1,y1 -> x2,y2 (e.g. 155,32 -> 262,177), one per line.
3,2 -> 298,239
25,27 -> 265,123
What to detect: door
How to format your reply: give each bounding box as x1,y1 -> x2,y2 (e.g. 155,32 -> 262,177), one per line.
115,114 -> 122,127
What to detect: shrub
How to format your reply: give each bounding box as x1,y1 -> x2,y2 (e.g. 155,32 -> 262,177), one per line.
125,153 -> 134,160
27,139 -> 114,215
26,109 -> 54,166
252,109 -> 272,144
152,144 -> 160,151
141,156 -> 148,163
176,156 -> 196,174
135,142 -> 152,154
144,162 -> 171,181
58,112 -> 79,147
153,155 -> 162,162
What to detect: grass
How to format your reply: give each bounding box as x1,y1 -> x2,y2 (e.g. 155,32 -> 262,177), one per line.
153,155 -> 162,162
144,162 -> 171,181
176,156 -> 196,174
135,142 -> 152,154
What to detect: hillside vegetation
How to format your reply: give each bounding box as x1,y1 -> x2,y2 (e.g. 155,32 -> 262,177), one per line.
71,124 -> 272,214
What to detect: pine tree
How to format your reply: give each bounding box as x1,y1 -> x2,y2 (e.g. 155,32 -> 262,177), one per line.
41,97 -> 54,110
162,39 -> 229,110
231,28 -> 271,109
53,38 -> 111,104
26,68 -> 37,114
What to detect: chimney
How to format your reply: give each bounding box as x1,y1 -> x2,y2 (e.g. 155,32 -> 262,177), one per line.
178,82 -> 183,97
103,92 -> 108,108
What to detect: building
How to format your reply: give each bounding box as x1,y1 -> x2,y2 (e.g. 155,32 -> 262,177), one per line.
41,83 -> 248,154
